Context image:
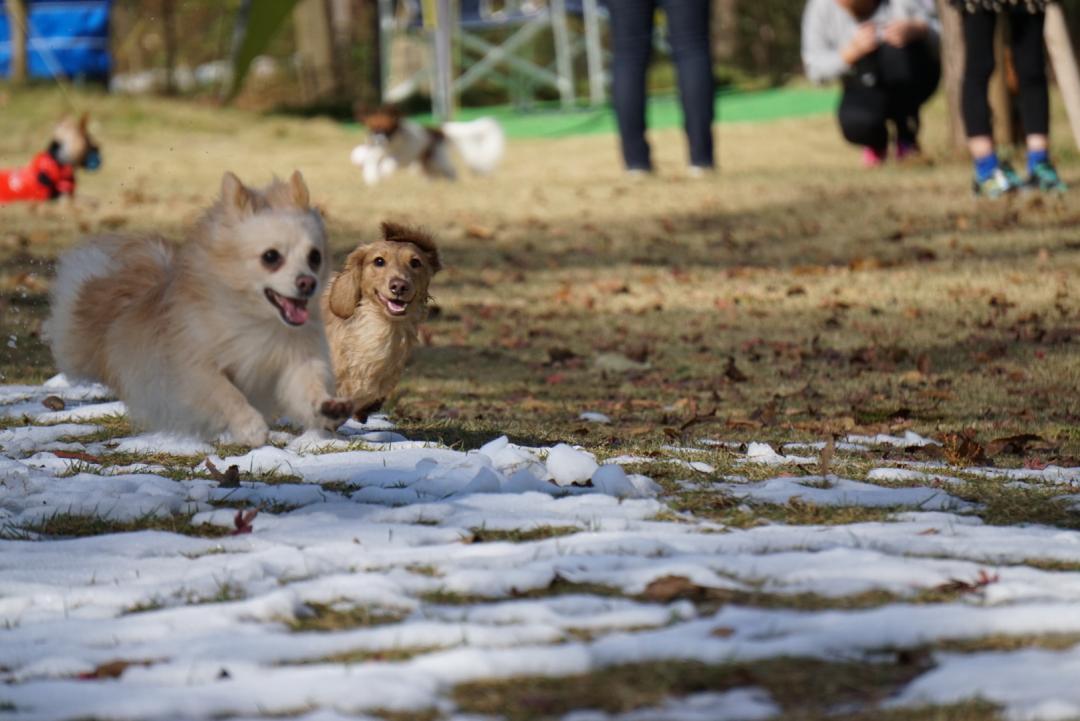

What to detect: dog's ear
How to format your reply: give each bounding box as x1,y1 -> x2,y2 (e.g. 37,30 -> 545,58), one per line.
221,171 -> 255,219
381,221 -> 441,274
288,170 -> 310,209
78,112 -> 89,132
327,246 -> 366,319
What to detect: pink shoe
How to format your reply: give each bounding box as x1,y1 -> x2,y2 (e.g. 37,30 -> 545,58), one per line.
862,146 -> 887,168
896,141 -> 920,161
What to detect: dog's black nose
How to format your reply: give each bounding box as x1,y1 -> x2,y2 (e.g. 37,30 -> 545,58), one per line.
296,274 -> 317,297
389,277 -> 410,297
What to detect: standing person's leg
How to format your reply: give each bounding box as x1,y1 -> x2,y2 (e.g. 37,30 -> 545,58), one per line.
609,0 -> 656,172
662,0 -> 715,170
961,9 -> 1019,194
1009,7 -> 1064,190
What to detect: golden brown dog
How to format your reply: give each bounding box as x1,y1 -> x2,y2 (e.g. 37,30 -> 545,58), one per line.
322,222 -> 441,421
44,170 -> 353,445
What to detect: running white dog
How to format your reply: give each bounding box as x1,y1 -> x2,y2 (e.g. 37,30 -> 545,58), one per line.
351,106 -> 504,186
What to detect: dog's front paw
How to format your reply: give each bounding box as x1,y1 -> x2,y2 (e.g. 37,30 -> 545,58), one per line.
319,398 -> 354,425
353,399 -> 385,424
229,414 -> 269,447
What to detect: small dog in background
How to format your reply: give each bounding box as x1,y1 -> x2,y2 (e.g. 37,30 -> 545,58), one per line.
322,221 -> 441,421
351,105 -> 504,186
0,113 -> 101,202
44,170 -> 353,446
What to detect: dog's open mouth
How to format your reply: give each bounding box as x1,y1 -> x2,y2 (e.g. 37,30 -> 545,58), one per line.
265,288 -> 310,326
378,293 -> 410,317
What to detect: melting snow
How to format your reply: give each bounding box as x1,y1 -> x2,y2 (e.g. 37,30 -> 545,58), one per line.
2,377 -> 1080,720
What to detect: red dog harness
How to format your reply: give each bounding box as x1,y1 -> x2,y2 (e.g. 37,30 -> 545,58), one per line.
0,148 -> 76,202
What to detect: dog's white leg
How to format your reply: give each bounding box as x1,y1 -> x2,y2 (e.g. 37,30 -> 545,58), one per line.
435,145 -> 457,180
277,356 -> 352,432
181,369 -> 269,446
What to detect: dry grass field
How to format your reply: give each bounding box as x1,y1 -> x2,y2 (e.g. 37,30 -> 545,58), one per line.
2,87 -> 1077,460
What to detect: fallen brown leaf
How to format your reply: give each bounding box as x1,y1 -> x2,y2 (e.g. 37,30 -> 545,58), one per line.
941,431 -> 987,466
986,434 -> 1045,457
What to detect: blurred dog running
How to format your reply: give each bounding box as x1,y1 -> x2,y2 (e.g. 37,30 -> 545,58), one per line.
322,221 -> 441,421
44,171 -> 353,446
350,105 -> 504,185
0,114 -> 101,202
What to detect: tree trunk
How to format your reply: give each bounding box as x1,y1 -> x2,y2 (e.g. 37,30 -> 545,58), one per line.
162,0 -> 177,95
362,0 -> 382,105
1045,2 -> 1080,150
7,0 -> 28,86
937,0 -> 967,153
294,0 -> 337,101
714,0 -> 737,63
989,13 -> 1016,147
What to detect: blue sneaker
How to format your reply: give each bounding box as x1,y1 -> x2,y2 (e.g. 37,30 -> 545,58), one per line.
973,163 -> 1023,198
1027,160 -> 1067,193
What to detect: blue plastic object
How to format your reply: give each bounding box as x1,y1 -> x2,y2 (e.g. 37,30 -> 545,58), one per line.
0,0 -> 111,81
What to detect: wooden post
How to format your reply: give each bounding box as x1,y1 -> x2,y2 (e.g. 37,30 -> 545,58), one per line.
989,14 -> 1015,147
294,0 -> 337,100
1045,2 -> 1080,150
937,0 -> 967,153
431,0 -> 453,120
715,0 -> 737,63
363,0 -> 382,105
162,0 -> 177,95
7,0 -> 28,86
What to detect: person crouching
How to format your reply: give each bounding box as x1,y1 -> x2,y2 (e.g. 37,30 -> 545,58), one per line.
802,0 -> 941,167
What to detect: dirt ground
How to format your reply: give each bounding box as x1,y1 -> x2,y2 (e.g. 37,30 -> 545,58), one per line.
1,87 -> 1078,460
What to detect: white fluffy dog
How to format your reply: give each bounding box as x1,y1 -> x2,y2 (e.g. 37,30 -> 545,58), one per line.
351,106 -> 504,186
44,171 -> 353,446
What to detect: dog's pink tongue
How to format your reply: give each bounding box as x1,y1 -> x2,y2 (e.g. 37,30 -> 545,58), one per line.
282,298 -> 309,325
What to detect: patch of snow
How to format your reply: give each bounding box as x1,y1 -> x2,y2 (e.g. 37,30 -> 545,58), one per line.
739,443 -> 815,466
547,444 -> 600,486
564,689 -> 780,721
717,475 -> 974,511
580,412 -> 612,424
847,431 -> 939,447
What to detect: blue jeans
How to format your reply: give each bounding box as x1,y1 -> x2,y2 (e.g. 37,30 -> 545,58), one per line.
608,0 -> 715,170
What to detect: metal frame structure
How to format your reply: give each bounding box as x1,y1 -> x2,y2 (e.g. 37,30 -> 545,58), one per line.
377,0 -> 606,120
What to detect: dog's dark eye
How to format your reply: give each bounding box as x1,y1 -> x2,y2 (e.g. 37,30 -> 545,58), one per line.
373,257 -> 386,267
409,257 -> 422,269
308,248 -> 322,271
261,249 -> 283,270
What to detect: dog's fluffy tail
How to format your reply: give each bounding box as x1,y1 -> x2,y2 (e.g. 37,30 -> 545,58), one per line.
443,117 -> 505,176
44,235 -> 172,383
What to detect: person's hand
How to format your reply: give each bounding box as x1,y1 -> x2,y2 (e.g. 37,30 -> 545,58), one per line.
842,23 -> 879,66
881,19 -> 927,48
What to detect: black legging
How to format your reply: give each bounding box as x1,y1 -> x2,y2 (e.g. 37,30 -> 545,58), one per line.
961,8 -> 1048,138
608,0 -> 715,170
838,39 -> 941,149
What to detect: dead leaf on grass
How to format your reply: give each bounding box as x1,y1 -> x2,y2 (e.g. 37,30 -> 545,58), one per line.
724,356 -> 749,383
205,459 -> 241,488
642,575 -> 710,603
53,450 -> 102,464
232,509 -> 258,535
934,569 -> 999,595
77,659 -> 154,680
986,434 -> 1045,457
818,436 -> 835,476
941,431 -> 986,466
